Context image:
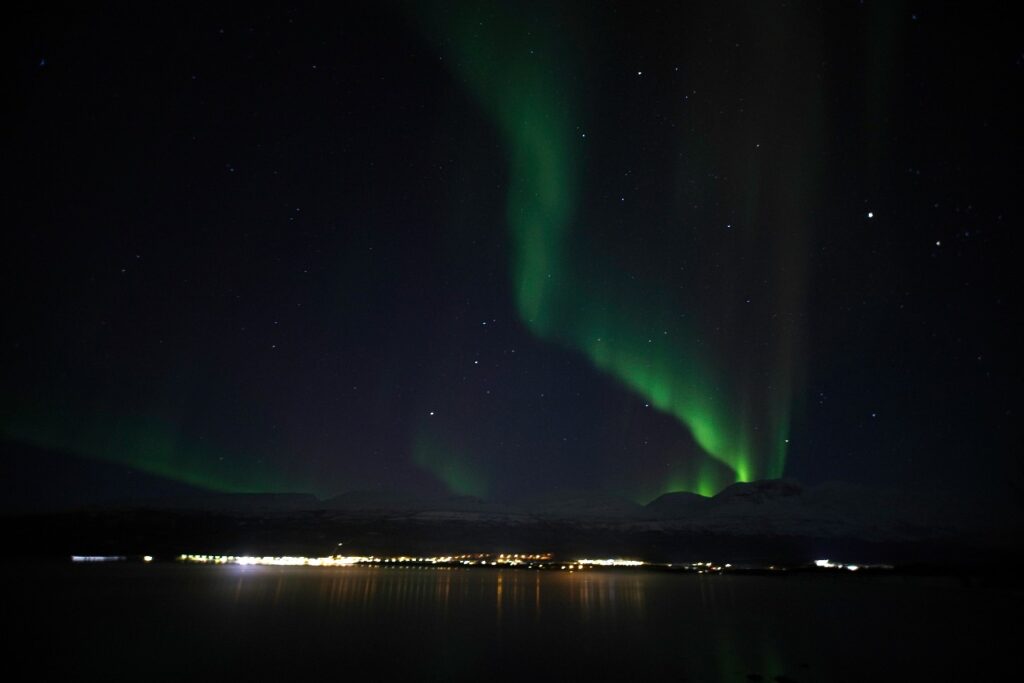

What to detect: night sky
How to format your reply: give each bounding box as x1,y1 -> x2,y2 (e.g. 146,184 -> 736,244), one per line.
4,2 -> 1018,505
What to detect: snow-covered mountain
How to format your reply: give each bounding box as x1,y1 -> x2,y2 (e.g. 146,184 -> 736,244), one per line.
523,490 -> 651,520
305,479 -> 987,543
644,479 -> 969,541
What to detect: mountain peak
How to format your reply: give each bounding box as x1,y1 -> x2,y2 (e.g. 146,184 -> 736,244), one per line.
713,478 -> 804,504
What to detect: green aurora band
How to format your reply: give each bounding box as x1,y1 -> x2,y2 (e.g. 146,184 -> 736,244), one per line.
421,2 -> 806,497
2,402 -> 306,495
412,432 -> 488,499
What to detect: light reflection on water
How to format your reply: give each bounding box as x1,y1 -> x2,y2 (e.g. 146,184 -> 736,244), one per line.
224,566 -> 653,623
8,564 -> 1018,681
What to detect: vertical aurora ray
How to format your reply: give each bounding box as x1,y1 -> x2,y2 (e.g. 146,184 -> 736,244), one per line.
419,2 -> 812,496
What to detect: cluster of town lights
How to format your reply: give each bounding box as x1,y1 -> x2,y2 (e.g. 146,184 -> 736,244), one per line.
71,555 -> 127,563
176,552 -> 657,570
71,554 -> 891,573
813,559 -> 891,571
681,561 -> 732,573
181,554 -> 372,566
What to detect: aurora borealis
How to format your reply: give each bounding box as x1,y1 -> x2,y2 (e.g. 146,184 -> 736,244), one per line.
422,1 -> 812,494
2,1 -> 1018,508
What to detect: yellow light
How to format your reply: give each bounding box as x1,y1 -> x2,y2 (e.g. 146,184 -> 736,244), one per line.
575,558 -> 645,567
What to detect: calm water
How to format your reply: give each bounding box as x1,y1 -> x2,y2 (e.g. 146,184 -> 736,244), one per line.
8,563 -> 1017,681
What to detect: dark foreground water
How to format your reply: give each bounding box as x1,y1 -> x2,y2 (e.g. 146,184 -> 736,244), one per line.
7,563 -> 1018,681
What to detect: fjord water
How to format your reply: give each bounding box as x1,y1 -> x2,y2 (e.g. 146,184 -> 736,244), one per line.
9,564 -> 1014,681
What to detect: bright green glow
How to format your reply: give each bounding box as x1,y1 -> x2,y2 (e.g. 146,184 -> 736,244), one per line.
1,404 -> 301,494
423,3 -> 791,496
413,432 -> 487,498
636,454 -> 737,503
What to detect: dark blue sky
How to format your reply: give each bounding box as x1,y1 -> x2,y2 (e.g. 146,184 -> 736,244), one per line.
3,1 -> 1018,505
